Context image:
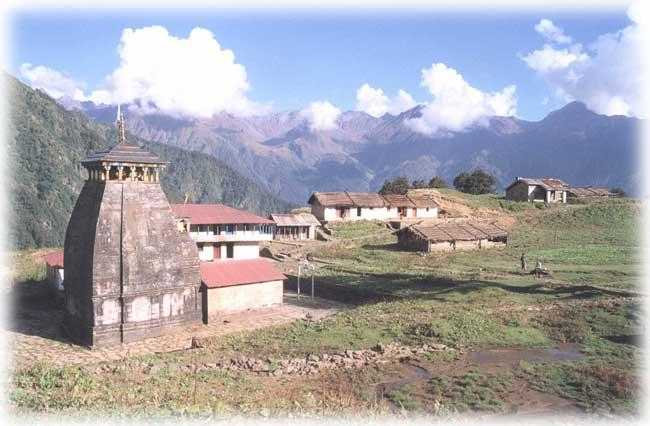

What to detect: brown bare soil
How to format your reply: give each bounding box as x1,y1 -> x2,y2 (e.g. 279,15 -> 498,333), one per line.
409,188 -> 516,229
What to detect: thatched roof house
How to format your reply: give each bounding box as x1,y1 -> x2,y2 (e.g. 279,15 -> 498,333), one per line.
566,186 -> 618,199
397,221 -> 508,252
308,191 -> 439,222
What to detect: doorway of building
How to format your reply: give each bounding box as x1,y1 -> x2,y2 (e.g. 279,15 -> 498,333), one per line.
226,243 -> 234,259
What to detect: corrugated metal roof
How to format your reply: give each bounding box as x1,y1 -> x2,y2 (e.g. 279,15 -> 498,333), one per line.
171,204 -> 274,225
271,213 -> 321,227
43,250 -> 64,268
82,143 -> 167,165
200,258 -> 286,288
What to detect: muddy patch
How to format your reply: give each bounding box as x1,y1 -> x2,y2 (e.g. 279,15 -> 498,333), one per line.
376,362 -> 432,396
375,362 -> 433,410
603,334 -> 643,347
467,343 -> 583,372
497,380 -> 583,417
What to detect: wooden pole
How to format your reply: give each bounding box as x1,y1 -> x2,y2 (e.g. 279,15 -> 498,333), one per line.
297,264 -> 301,297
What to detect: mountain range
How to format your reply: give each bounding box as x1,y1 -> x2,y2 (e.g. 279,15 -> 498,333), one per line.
66,98 -> 641,204
8,76 -> 292,249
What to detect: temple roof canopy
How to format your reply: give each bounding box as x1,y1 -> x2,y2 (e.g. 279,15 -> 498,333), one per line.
81,142 -> 167,167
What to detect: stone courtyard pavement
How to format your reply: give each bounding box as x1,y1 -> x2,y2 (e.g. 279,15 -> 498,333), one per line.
6,286 -> 345,369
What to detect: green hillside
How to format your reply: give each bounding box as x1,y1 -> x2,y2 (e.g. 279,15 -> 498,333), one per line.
7,76 -> 293,249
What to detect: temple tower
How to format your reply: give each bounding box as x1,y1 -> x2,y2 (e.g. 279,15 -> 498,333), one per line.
63,106 -> 201,347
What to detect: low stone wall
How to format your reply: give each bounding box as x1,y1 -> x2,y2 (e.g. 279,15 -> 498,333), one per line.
129,342 -> 455,377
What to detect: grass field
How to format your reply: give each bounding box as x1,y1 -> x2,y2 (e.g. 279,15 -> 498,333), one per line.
8,195 -> 643,418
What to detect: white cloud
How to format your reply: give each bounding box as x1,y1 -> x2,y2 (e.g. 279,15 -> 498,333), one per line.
300,101 -> 341,131
19,63 -> 87,101
88,25 -> 265,118
355,83 -> 416,117
520,44 -> 588,73
406,63 -> 517,135
522,9 -> 647,118
534,19 -> 572,44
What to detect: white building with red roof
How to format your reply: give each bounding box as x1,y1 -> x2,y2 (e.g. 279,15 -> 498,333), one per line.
170,203 -> 285,320
171,203 -> 275,261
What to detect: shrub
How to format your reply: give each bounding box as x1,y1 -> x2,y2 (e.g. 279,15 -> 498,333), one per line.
428,176 -> 448,188
379,176 -> 411,195
453,169 -> 496,195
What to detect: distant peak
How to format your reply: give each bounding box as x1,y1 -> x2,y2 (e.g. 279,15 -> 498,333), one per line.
397,104 -> 426,120
557,101 -> 589,113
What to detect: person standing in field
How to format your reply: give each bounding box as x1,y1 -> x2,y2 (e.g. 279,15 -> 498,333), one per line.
535,259 -> 543,278
520,253 -> 527,272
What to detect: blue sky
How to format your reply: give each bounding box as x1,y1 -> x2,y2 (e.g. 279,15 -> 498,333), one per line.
10,9 -> 632,121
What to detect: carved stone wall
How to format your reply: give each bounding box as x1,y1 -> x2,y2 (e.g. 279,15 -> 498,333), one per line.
64,181 -> 201,347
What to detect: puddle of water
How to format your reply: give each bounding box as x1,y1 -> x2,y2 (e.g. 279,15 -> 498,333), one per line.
468,343 -> 583,366
603,334 -> 642,347
376,362 -> 433,403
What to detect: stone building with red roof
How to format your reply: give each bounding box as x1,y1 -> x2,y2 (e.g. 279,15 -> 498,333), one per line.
170,203 -> 285,320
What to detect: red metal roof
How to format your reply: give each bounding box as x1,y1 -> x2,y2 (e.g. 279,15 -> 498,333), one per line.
171,204 -> 274,225
42,250 -> 64,268
200,258 -> 286,288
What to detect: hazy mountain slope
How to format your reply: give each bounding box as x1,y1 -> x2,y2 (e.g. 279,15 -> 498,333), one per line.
8,76 -> 293,249
358,102 -> 638,191
74,97 -> 640,204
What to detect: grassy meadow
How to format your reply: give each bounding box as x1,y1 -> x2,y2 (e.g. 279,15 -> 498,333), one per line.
8,195 -> 643,418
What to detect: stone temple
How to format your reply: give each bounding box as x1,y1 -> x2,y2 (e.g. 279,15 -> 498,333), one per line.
63,107 -> 201,347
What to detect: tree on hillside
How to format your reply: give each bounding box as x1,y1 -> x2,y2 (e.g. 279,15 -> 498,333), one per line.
453,169 -> 496,195
379,176 -> 411,195
411,179 -> 428,189
428,176 -> 448,188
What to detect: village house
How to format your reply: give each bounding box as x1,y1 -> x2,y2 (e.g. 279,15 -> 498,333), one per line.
397,221 -> 508,252
505,177 -> 569,203
270,212 -> 321,240
308,191 -> 439,222
390,193 -> 440,219
43,250 -> 64,294
171,203 -> 285,320
566,186 -> 618,200
171,204 -> 275,261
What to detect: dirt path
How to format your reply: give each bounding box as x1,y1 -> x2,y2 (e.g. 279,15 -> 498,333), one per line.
6,291 -> 345,369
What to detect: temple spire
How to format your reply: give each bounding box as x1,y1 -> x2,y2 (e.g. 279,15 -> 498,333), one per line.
116,104 -> 126,145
